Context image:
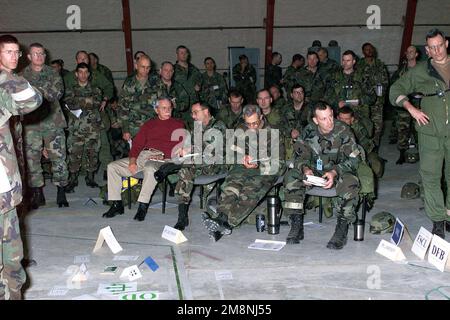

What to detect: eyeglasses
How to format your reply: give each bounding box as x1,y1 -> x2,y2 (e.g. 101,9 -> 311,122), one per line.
1,50 -> 22,57
31,52 -> 46,57
427,42 -> 445,52
245,119 -> 261,128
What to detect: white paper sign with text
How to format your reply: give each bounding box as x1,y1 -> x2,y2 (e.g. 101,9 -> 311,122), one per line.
93,226 -> 123,254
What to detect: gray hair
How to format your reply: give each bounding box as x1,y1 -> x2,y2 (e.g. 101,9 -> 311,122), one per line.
243,104 -> 261,118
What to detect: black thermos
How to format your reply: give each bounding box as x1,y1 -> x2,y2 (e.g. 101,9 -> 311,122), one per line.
267,195 -> 281,235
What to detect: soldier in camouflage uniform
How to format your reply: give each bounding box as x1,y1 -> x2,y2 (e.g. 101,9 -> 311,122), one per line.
0,34 -> 43,300
337,106 -> 384,178
200,57 -> 228,115
281,84 -> 312,160
202,105 -> 284,241
64,51 -> 114,180
118,55 -> 157,141
108,97 -> 129,160
265,52 -> 283,89
174,46 -> 202,123
357,43 -> 389,148
268,84 -> 287,111
389,46 -> 419,164
283,102 -> 361,249
256,88 -> 283,129
152,61 -> 190,127
317,47 -> 339,101
330,50 -> 376,136
89,52 -> 115,92
216,89 -> 244,129
64,63 -> 105,192
21,43 -> 69,209
174,102 -> 227,230
232,54 -> 257,104
281,53 -> 305,98
295,52 -> 325,104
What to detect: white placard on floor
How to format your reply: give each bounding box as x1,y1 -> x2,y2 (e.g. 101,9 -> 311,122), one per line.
411,227 -> 433,260
93,226 -> 123,254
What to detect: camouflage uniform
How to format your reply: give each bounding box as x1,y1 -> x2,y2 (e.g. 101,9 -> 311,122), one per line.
265,64 -> 282,88
0,71 -> 42,300
174,62 -> 202,121
175,117 -> 228,204
200,71 -> 228,113
283,121 -> 361,223
64,83 -> 103,174
232,63 -> 257,104
356,58 -> 389,147
280,101 -> 312,160
64,69 -> 114,175
21,65 -> 68,188
272,96 -> 287,111
263,107 -> 283,129
293,68 -> 325,103
282,65 -> 302,97
118,75 -> 157,138
216,106 -> 243,129
329,68 -> 376,135
389,63 -> 417,151
317,59 -> 339,102
349,119 -> 383,178
216,121 -> 284,227
151,78 -> 191,127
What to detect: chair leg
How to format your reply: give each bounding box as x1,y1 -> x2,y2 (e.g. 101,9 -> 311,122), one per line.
319,196 -> 323,223
199,186 -> 204,209
127,177 -> 131,210
162,178 -> 167,214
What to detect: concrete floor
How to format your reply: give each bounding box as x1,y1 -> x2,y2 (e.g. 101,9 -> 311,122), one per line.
21,121 -> 450,300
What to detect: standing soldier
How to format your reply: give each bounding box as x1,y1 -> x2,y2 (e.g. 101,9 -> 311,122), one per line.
174,45 -> 202,122
200,57 -> 228,115
390,46 -> 419,164
232,54 -> 257,104
173,102 -> 227,230
283,102 -> 361,249
390,29 -> 450,239
357,43 -> 389,148
21,43 -> 69,209
118,55 -> 156,142
282,53 -> 305,98
0,34 -> 42,300
265,52 -> 283,89
64,63 -> 105,192
296,51 -> 325,104
330,50 -> 376,135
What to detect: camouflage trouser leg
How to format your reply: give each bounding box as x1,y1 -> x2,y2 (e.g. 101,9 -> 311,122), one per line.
332,172 -> 360,223
24,128 -> 45,188
389,108 -> 398,140
217,170 -> 277,228
353,105 -> 373,137
175,165 -> 224,204
0,208 -> 26,300
67,128 -> 101,174
44,129 -> 68,187
397,109 -> 412,151
283,167 -> 306,216
370,103 -> 384,147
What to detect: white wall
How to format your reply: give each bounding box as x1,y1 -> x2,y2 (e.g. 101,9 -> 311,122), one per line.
2,0 -> 448,89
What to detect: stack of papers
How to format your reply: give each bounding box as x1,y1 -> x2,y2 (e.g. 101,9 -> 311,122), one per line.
248,239 -> 286,251
304,175 -> 327,187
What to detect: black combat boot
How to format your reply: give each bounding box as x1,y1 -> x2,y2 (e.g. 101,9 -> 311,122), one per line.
65,172 -> 78,193
174,203 -> 189,230
57,186 -> 69,208
85,171 -> 99,188
102,200 -> 124,218
30,187 -> 45,210
134,202 -> 150,221
202,212 -> 233,242
446,221 -> 450,233
396,149 -> 406,165
327,218 -> 350,250
432,221 -> 445,239
286,213 -> 304,244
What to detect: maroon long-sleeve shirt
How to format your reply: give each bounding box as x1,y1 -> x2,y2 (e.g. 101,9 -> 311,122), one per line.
129,117 -> 185,159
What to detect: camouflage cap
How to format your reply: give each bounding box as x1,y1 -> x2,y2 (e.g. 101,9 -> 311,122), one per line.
405,148 -> 419,163
401,182 -> 420,199
369,211 -> 395,234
